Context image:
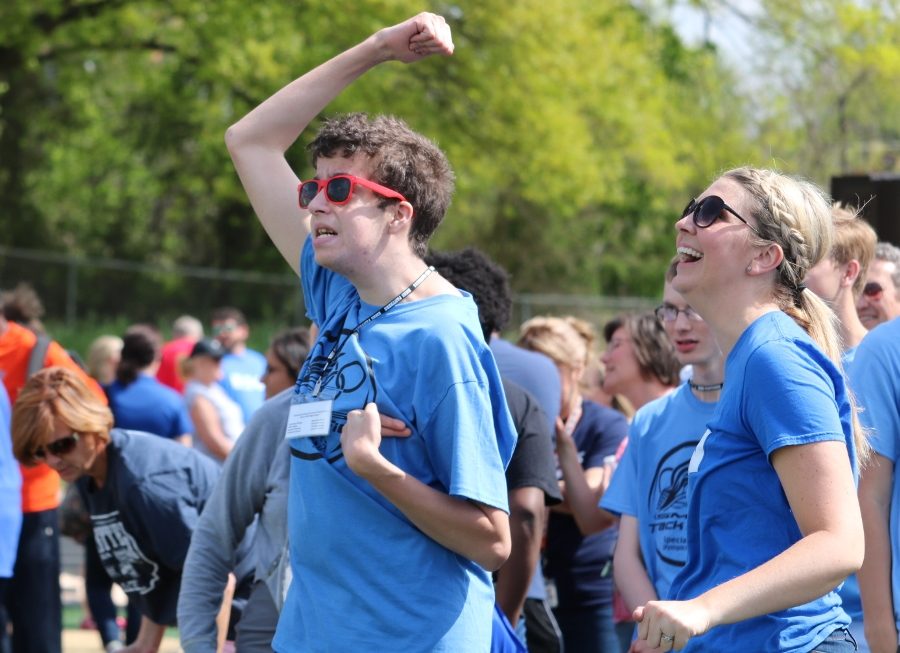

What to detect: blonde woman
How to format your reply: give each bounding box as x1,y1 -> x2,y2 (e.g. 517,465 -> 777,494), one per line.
634,168 -> 865,652
518,316 -> 629,653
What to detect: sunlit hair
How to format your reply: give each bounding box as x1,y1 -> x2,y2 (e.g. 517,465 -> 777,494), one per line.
12,367 -> 113,467
874,242 -> 900,290
172,315 -> 204,340
602,312 -> 681,387
309,113 -> 455,258
86,335 -> 123,385
829,204 -> 877,298
517,316 -> 588,371
722,166 -> 868,463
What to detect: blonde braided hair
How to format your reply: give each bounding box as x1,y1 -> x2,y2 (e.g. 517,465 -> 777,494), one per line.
722,167 -> 869,465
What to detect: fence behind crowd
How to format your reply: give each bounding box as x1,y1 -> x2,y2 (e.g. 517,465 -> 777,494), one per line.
0,246 -> 657,331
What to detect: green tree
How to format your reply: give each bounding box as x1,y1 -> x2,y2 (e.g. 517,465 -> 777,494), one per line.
1,0 -> 763,311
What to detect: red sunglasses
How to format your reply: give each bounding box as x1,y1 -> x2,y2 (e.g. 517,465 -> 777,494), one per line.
298,174 -> 408,209
862,281 -> 884,299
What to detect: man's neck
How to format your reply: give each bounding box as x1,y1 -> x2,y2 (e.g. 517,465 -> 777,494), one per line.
350,254 -> 435,306
834,295 -> 868,351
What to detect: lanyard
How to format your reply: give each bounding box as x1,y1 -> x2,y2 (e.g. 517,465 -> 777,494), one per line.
311,265 -> 435,397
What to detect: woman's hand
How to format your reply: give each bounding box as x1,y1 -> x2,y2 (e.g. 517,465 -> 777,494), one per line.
633,599 -> 711,651
372,12 -> 454,64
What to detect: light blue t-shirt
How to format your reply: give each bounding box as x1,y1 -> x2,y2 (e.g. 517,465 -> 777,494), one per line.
220,349 -> 267,422
273,237 -> 517,653
670,311 -> 854,652
0,384 -> 22,578
849,318 -> 900,633
601,382 -> 717,600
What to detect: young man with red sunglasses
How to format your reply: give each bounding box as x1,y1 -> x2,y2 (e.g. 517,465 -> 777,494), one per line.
225,12 -> 516,652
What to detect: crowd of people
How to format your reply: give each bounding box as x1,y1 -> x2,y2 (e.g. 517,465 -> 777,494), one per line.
2,11 -> 900,653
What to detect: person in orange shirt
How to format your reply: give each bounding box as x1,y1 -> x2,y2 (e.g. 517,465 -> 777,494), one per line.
0,305 -> 105,653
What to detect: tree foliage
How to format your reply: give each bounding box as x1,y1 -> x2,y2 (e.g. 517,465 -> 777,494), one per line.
8,0 -> 877,310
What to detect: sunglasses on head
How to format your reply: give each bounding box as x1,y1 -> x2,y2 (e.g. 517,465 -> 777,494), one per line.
682,195 -> 760,236
298,174 -> 408,210
33,432 -> 80,460
863,281 -> 884,299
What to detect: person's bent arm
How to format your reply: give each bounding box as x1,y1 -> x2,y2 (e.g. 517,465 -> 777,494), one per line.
615,515 -> 658,612
120,616 -> 166,653
190,396 -> 234,461
342,403 -> 510,571
858,453 -> 898,653
495,486 -> 546,625
225,13 -> 454,272
178,397 -> 288,653
555,418 -> 616,534
634,440 -> 863,650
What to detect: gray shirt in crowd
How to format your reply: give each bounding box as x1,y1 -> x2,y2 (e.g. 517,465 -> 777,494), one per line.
177,388 -> 292,652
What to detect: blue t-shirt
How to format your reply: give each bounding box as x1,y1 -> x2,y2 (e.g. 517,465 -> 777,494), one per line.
220,349 -> 267,422
0,384 -> 22,578
545,399 -> 629,609
106,374 -> 193,439
670,311 -> 854,652
601,383 -> 717,600
849,318 -> 900,633
274,237 -> 517,653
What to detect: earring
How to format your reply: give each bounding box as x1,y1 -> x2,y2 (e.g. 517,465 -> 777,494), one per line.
746,263 -> 752,273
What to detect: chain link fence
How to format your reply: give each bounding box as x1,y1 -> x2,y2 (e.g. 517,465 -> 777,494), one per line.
0,246 -> 658,335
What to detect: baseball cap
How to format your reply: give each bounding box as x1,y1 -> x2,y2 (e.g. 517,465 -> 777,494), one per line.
189,338 -> 225,360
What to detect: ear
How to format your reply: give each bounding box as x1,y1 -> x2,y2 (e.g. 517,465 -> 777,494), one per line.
386,201 -> 415,234
747,242 -> 784,276
841,259 -> 861,289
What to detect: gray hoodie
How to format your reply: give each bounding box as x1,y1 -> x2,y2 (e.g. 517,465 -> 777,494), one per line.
177,388 -> 293,652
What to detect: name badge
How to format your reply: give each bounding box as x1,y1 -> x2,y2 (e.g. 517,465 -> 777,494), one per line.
285,400 -> 333,438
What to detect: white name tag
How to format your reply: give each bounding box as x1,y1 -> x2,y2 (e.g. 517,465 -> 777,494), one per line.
285,400 -> 333,438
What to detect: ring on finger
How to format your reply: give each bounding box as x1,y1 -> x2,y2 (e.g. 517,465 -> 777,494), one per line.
661,633 -> 675,643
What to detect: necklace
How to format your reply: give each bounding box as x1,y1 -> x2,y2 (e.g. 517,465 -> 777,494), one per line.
689,380 -> 724,393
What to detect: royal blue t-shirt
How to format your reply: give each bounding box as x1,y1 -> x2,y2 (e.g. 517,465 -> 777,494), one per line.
106,374 -> 193,439
670,311 -> 854,651
849,318 -> 900,634
601,382 -> 717,600
545,399 -> 628,609
273,237 -> 517,653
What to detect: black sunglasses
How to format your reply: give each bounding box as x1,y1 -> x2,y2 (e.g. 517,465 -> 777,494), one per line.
683,195 -> 760,236
34,433 -> 80,460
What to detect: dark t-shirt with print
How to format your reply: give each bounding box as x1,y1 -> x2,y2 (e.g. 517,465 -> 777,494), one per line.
78,429 -> 220,625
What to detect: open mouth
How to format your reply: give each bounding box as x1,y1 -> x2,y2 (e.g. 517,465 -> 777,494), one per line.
314,227 -> 337,238
677,246 -> 703,263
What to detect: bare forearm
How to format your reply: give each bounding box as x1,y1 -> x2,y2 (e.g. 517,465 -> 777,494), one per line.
496,489 -> 545,625
557,450 -> 614,535
614,517 -> 658,612
859,462 -> 898,653
362,461 -> 510,571
123,616 -> 166,653
694,531 -> 861,629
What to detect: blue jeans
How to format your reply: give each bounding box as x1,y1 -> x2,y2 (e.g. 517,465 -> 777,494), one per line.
554,603 -> 618,653
3,510 -> 61,653
811,628 -> 858,653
